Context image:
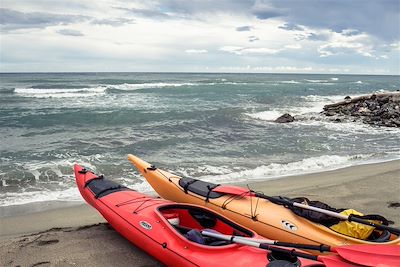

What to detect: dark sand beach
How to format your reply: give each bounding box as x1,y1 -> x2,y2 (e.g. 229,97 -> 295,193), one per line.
1,160 -> 399,267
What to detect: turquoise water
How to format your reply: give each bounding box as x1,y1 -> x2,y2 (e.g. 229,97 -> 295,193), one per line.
1,73 -> 399,206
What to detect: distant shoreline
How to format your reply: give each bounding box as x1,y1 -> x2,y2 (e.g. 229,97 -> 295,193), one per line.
1,72 -> 399,76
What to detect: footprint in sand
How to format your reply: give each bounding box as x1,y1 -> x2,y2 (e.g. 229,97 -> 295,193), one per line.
36,239 -> 59,246
388,202 -> 400,208
31,261 -> 51,267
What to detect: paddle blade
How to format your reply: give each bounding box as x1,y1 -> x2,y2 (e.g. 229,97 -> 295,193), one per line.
334,245 -> 400,267
319,255 -> 363,267
212,185 -> 256,196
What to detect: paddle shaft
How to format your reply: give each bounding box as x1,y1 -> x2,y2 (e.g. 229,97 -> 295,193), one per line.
202,231 -> 400,267
201,230 -> 319,262
255,193 -> 400,235
233,236 -> 331,252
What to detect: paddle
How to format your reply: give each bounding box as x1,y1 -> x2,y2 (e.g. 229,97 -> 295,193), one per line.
201,230 -> 363,267
212,185 -> 400,235
230,235 -> 400,267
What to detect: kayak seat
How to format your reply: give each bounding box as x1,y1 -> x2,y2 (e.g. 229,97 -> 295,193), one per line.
179,178 -> 223,199
186,229 -> 231,246
86,176 -> 131,198
186,229 -> 206,244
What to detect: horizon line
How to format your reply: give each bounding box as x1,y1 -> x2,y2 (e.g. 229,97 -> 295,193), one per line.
1,71 -> 399,76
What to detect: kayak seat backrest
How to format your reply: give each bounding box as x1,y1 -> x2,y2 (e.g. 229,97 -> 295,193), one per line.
179,178 -> 223,199
186,229 -> 231,246
86,177 -> 131,198
186,229 -> 206,244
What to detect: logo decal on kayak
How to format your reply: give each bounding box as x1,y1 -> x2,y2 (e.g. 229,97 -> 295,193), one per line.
140,221 -> 152,230
281,220 -> 298,231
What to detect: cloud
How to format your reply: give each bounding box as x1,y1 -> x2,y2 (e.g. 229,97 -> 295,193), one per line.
219,46 -> 244,55
57,28 -> 84,36
0,8 -> 89,31
114,7 -> 171,20
318,42 -> 374,58
248,36 -> 259,42
145,0 -> 252,17
220,46 -> 282,55
318,32 -> 377,58
91,18 -> 135,27
252,0 -> 400,41
341,29 -> 361,37
306,32 -> 330,41
1,0 -> 398,74
251,1 -> 283,19
278,23 -> 303,31
284,44 -> 301,49
185,49 -> 208,54
236,25 -> 253,32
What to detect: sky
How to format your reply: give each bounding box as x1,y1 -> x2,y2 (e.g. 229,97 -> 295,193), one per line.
0,0 -> 399,74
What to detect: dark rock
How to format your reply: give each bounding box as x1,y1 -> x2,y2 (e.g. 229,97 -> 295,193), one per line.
275,113 -> 295,123
370,116 -> 381,121
321,92 -> 400,128
378,96 -> 390,104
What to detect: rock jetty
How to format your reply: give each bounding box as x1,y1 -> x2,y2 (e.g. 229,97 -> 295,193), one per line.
322,92 -> 400,127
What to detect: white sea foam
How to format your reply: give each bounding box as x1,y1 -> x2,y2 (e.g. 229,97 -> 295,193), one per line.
14,82 -> 251,98
280,80 -> 301,84
305,79 -> 329,83
0,187 -> 82,207
108,81 -> 247,91
355,81 -> 363,84
0,177 -> 157,207
2,153 -> 399,207
244,93 -> 400,135
245,95 -> 345,122
298,119 -> 400,135
245,110 -> 284,121
195,154 -> 394,184
109,82 -> 198,91
331,77 -> 339,81
14,86 -> 107,98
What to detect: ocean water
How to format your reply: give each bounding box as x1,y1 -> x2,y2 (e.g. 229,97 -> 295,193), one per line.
1,72 -> 399,207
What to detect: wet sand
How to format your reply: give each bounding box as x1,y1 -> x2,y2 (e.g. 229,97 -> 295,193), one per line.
1,160 -> 399,266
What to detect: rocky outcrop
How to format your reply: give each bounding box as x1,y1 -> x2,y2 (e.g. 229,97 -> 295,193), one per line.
322,92 -> 400,127
275,113 -> 295,123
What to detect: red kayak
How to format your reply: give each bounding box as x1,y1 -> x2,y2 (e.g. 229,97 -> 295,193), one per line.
74,164 -> 340,267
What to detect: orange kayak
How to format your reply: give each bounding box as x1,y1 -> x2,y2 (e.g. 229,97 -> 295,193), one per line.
128,154 -> 400,249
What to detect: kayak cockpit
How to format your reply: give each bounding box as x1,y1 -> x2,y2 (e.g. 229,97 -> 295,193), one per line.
157,204 -> 254,246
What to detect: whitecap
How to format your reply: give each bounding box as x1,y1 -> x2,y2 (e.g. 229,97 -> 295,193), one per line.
280,80 -> 301,84
14,86 -> 107,98
245,110 -> 285,121
194,154 -> 378,184
305,79 -> 329,83
108,82 -> 198,91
